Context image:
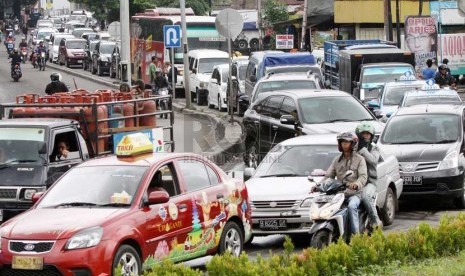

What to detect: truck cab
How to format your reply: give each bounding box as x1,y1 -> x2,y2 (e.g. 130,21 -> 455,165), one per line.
0,119 -> 88,221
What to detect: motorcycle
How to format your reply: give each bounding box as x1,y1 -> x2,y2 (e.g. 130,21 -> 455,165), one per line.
30,52 -> 37,68
308,171 -> 372,249
38,52 -> 46,71
11,62 -> 22,82
155,87 -> 170,119
20,47 -> 27,64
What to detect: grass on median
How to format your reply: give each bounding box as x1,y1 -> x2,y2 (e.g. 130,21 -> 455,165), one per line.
356,250 -> 465,276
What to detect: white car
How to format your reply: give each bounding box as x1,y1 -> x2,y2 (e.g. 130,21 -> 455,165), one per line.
49,33 -> 75,63
207,63 -> 229,111
244,134 -> 403,239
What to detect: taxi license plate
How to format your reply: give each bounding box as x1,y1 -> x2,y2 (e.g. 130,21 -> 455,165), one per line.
259,219 -> 287,230
77,60 -> 83,63
12,256 -> 44,270
402,175 -> 422,185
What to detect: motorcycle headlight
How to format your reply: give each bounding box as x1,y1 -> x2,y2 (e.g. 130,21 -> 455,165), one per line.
439,150 -> 459,170
65,227 -> 103,250
309,201 -> 320,220
310,193 -> 344,220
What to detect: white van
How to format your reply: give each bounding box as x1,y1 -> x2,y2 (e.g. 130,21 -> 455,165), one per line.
188,49 -> 229,102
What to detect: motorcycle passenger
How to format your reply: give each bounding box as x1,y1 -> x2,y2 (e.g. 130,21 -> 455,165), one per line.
154,68 -> 169,93
9,49 -> 22,71
434,64 -> 456,88
19,37 -> 27,48
45,73 -> 69,95
313,132 -> 368,235
356,122 -> 383,228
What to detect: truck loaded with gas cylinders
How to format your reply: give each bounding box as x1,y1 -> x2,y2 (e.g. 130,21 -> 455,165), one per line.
0,89 -> 173,221
323,40 -> 416,102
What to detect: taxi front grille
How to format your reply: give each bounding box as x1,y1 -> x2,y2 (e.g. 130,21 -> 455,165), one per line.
9,241 -> 54,253
0,189 -> 17,199
0,265 -> 62,276
251,200 -> 298,209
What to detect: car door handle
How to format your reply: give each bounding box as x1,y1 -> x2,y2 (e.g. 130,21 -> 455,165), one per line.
178,204 -> 188,212
254,120 -> 259,125
272,125 -> 278,130
217,193 -> 224,200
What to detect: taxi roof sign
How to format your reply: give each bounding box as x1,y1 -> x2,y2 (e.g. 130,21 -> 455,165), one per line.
398,71 -> 417,81
422,79 -> 440,91
116,132 -> 153,157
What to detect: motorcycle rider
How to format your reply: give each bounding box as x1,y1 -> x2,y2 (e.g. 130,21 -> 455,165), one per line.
434,64 -> 456,88
35,41 -> 48,60
312,132 -> 368,235
154,68 -> 169,93
9,48 -> 22,72
19,37 -> 27,48
356,122 -> 383,228
45,73 -> 69,95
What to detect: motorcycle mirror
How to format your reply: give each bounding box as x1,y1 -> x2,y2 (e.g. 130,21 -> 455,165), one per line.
307,176 -> 314,182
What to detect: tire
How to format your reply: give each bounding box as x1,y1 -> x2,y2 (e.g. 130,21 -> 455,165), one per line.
112,245 -> 141,276
380,187 -> 396,226
237,39 -> 248,50
453,177 -> 465,209
83,61 -> 87,71
237,101 -> 244,117
92,63 -> 97,74
208,95 -> 214,109
310,229 -> 332,249
58,56 -> 63,66
218,95 -> 225,112
65,59 -> 70,68
110,66 -> 116,78
249,38 -> 259,50
218,221 -> 243,257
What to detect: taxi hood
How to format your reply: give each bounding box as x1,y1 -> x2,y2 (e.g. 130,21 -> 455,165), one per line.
1,208 -> 126,240
246,176 -> 320,201
379,143 -> 456,162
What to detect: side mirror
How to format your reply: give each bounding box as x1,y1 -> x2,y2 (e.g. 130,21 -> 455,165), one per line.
147,190 -> 169,205
250,75 -> 257,82
93,50 -> 98,54
352,81 -> 360,89
31,192 -> 44,204
211,78 -> 218,84
280,114 -> 296,125
373,109 -> 384,119
38,141 -> 47,154
244,167 -> 255,181
192,68 -> 197,74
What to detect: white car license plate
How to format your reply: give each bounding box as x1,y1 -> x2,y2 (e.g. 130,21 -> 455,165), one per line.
258,219 -> 287,230
402,175 -> 422,185
77,60 -> 83,63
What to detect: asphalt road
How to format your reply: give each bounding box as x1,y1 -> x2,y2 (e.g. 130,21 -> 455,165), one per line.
1,35 -> 464,266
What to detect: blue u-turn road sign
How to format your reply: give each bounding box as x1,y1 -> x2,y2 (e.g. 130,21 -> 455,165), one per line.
163,25 -> 181,48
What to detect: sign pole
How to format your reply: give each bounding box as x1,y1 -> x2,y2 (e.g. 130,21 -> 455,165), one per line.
227,14 -> 234,125
171,47 -> 175,100
180,0 -> 191,109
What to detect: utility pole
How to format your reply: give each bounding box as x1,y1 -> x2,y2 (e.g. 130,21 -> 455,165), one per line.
257,0 -> 263,50
387,0 -> 393,41
120,0 -> 132,85
383,0 -> 389,41
180,0 -> 191,109
395,0 -> 401,48
300,0 -> 308,51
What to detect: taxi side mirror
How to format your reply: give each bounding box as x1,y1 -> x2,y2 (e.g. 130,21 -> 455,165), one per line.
244,167 -> 255,181
147,190 -> 169,205
32,192 -> 44,204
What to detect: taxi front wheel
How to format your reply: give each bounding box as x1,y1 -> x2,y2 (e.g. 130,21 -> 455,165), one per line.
219,221 -> 244,257
112,244 -> 141,276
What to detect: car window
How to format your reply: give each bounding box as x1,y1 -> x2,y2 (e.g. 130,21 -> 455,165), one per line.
178,159 -> 211,191
383,86 -> 420,106
221,70 -> 229,83
253,97 -> 269,115
50,130 -> 80,162
299,96 -> 374,124
262,96 -> 284,119
279,97 -> 297,117
381,114 -> 460,144
198,58 -> 229,74
205,165 -> 219,185
253,80 -> 316,103
246,62 -> 256,79
147,163 -> 179,197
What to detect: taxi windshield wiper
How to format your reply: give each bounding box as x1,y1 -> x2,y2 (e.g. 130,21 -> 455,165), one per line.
436,139 -> 457,144
53,202 -> 98,208
99,203 -> 131,207
394,141 -> 432,144
0,159 -> 38,169
260,173 -> 302,178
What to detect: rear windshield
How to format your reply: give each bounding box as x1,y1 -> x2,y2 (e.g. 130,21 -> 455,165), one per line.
403,95 -> 461,107
253,80 -> 316,102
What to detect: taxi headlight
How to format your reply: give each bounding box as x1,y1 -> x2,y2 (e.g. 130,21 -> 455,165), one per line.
65,227 -> 103,250
439,150 -> 459,170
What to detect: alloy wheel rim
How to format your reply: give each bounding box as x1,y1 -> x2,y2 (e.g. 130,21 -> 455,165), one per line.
225,228 -> 241,256
119,252 -> 138,276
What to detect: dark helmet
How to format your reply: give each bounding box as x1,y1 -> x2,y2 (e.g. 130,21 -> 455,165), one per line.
442,58 -> 449,65
337,131 -> 358,152
136,79 -> 145,90
155,67 -> 162,74
39,41 -> 44,45
12,48 -> 18,54
355,121 -> 375,142
439,64 -> 448,71
50,72 -> 60,82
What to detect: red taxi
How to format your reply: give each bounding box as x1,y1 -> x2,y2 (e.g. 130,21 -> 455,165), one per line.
0,135 -> 251,275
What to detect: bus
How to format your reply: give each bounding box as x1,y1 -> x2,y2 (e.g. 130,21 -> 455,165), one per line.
131,10 -> 228,88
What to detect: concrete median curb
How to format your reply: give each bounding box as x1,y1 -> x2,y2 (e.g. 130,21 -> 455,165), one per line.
48,62 -> 244,164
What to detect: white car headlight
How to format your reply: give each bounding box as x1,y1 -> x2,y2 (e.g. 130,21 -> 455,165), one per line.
300,197 -> 315,208
439,150 -> 459,170
65,227 -> 103,250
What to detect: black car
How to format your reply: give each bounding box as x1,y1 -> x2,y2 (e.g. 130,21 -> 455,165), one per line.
83,40 -> 99,71
242,89 -> 385,167
378,104 -> 465,208
91,40 -> 116,76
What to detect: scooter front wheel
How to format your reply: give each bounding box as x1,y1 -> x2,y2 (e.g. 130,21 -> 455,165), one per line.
310,229 -> 332,249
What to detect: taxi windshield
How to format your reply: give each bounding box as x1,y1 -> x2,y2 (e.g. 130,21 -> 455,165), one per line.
38,166 -> 147,208
383,86 -> 421,105
403,94 -> 461,107
255,145 -> 338,177
382,114 -> 460,144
